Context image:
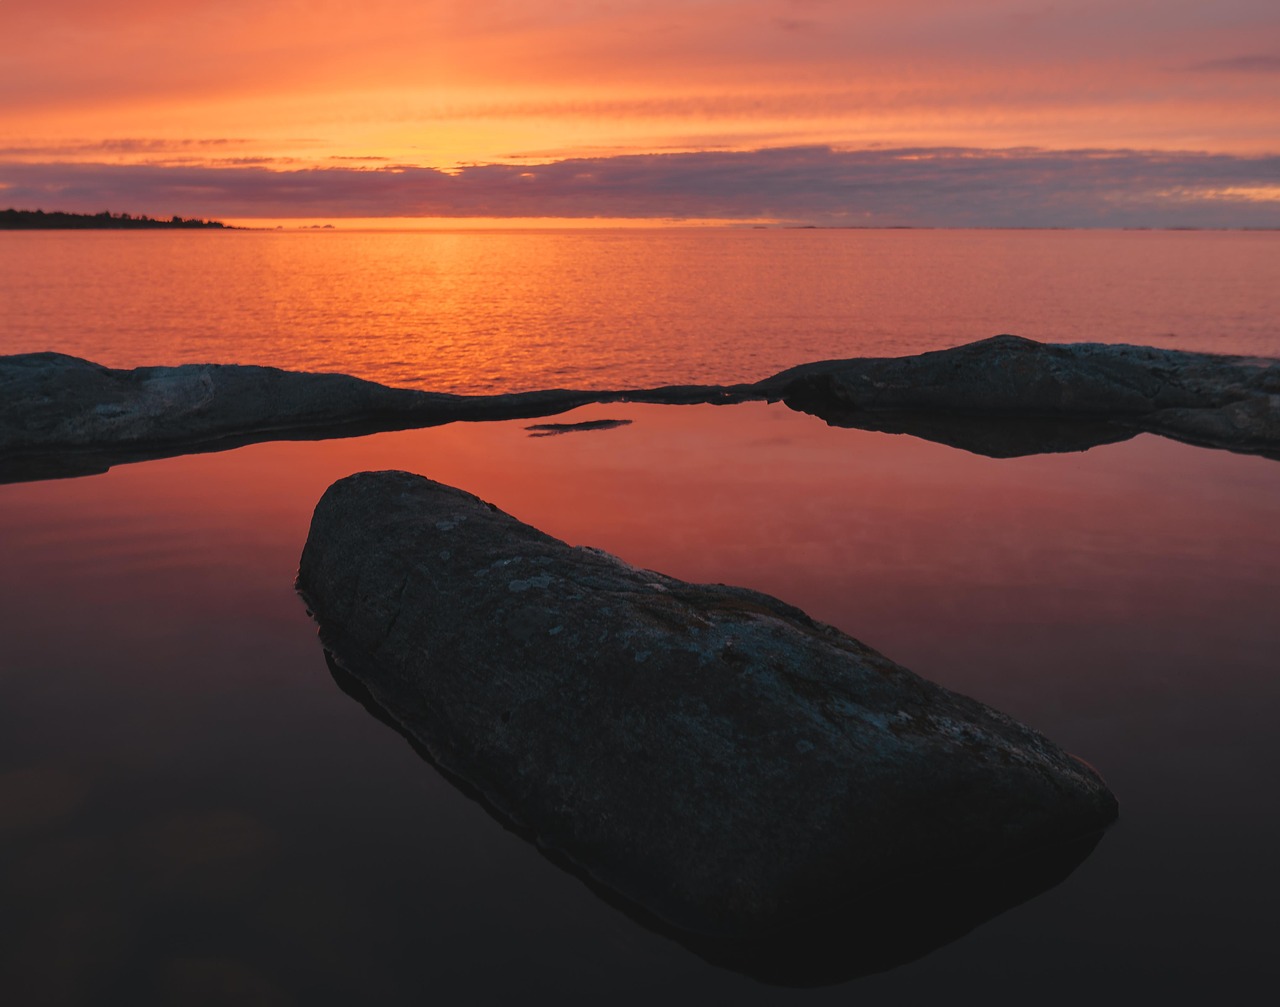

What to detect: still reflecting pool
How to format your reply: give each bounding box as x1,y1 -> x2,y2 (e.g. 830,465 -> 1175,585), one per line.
2,402 -> 1278,1004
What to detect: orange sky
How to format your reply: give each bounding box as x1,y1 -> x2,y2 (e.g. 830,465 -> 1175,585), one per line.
3,1 -> 1278,224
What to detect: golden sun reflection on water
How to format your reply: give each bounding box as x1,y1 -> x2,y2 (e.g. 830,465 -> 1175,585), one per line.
2,229 -> 1277,395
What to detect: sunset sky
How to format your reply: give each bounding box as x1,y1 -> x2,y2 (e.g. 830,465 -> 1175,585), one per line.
3,0 -> 1277,226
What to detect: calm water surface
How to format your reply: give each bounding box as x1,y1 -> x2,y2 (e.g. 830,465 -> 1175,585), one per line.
1,230 -> 1278,1004
2,229 -> 1278,390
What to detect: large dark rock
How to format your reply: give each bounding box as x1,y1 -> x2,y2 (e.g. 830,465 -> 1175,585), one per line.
0,351 -> 599,452
0,352 -> 749,483
297,471 -> 1118,968
773,334 -> 1280,458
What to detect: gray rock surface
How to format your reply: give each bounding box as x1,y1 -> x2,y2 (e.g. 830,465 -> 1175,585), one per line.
774,334 -> 1280,458
0,352 -> 749,482
0,351 -> 599,451
297,470 -> 1118,944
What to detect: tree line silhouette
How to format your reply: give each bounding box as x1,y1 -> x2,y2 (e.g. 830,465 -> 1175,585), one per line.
1,209 -> 230,229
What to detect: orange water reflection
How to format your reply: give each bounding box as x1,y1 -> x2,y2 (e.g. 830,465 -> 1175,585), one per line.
5,402 -> 1278,732
2,229 -> 1277,393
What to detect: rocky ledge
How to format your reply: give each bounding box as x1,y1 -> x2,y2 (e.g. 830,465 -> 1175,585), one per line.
771,334 -> 1280,458
0,352 -> 749,482
3,335 -> 1276,482
298,470 -> 1118,980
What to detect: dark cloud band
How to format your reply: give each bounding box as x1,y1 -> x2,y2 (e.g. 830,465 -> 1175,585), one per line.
2,146 -> 1277,227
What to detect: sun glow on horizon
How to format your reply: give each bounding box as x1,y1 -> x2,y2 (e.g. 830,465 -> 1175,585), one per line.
220,216 -> 777,230
4,2 -> 1278,225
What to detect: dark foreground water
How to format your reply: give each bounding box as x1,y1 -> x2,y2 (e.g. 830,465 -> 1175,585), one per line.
2,402 -> 1278,1005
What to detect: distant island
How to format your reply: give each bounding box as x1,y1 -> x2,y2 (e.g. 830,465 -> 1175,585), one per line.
1,209 -> 232,230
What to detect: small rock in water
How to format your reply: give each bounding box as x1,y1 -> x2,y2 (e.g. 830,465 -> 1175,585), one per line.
525,418 -> 633,436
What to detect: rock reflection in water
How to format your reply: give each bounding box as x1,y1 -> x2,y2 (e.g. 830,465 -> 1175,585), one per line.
786,405 -> 1138,459
324,654 -> 1104,986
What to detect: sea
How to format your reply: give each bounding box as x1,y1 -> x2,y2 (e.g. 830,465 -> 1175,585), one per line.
2,228 -> 1278,1005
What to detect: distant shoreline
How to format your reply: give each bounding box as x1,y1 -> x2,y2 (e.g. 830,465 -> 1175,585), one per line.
3,210 -> 1275,232
0,209 -> 233,230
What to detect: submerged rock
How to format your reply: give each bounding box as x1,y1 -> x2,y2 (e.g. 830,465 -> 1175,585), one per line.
297,471 -> 1118,961
525,418 -> 634,437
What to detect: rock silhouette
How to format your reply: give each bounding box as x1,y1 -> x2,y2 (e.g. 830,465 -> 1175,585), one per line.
773,335 -> 1280,459
4,335 -> 1276,483
297,471 -> 1118,979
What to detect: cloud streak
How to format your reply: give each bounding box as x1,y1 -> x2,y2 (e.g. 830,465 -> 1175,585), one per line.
1184,54 -> 1280,73
3,147 -> 1278,227
0,138 -> 254,159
